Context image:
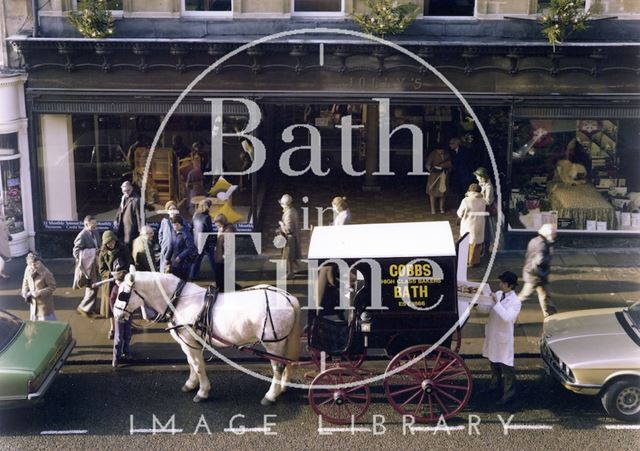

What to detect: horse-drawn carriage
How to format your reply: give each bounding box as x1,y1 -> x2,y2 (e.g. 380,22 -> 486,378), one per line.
305,221 -> 490,424
113,221 -> 491,425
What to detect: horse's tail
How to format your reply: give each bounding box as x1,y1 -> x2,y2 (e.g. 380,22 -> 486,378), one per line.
284,294 -> 302,363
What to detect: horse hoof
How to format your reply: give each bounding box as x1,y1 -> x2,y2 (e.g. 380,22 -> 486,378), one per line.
193,394 -> 207,403
182,385 -> 196,393
260,397 -> 275,406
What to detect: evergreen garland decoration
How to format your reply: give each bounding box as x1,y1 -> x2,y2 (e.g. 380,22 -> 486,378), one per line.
539,0 -> 592,50
352,0 -> 420,38
68,0 -> 115,39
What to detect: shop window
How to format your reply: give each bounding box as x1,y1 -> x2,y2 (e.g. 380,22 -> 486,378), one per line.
0,162 -> 24,235
0,133 -> 22,234
37,113 -> 253,228
424,0 -> 475,16
293,0 -> 344,14
509,117 -> 640,233
183,0 -> 232,13
73,0 -> 122,10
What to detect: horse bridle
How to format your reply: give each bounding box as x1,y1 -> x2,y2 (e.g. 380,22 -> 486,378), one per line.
115,280 -> 188,329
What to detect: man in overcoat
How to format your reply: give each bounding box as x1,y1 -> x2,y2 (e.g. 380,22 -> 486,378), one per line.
22,253 -> 57,321
278,194 -> 301,278
481,271 -> 522,405
73,215 -> 101,317
519,223 -> 558,317
114,181 -> 142,251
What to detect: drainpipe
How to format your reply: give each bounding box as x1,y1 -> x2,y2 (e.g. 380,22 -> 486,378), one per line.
31,0 -> 38,37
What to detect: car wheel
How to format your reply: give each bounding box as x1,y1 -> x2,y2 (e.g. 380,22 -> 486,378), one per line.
601,378 -> 640,422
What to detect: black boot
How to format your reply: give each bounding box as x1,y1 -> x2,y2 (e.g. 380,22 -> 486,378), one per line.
496,365 -> 516,405
481,361 -> 502,394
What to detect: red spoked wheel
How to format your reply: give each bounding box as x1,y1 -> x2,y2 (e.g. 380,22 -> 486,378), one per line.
309,347 -> 366,370
383,345 -> 472,423
309,367 -> 371,425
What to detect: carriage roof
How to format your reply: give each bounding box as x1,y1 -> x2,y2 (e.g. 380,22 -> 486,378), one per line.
308,221 -> 456,260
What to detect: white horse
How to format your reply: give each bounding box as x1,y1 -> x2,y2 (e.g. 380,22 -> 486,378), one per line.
113,268 -> 302,405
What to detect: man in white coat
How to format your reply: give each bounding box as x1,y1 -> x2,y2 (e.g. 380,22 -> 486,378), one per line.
481,271 -> 521,405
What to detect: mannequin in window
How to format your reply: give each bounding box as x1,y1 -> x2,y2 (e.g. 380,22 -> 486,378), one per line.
555,139 -> 588,186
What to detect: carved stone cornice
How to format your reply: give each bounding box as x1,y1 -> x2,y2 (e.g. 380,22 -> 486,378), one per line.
8,39 -> 639,79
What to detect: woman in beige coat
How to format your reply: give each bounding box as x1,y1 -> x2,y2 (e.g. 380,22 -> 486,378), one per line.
21,253 -> 57,321
425,146 -> 453,214
0,213 -> 11,278
456,183 -> 486,267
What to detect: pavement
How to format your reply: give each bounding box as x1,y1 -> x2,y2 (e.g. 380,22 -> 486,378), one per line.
1,248 -> 639,366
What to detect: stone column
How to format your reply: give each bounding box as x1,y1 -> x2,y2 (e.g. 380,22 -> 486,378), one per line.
0,72 -> 32,256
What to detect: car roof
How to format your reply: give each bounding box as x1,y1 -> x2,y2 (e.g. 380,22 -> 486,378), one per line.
308,221 -> 456,260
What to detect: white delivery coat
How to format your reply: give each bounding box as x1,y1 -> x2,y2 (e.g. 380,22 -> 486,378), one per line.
481,290 -> 521,366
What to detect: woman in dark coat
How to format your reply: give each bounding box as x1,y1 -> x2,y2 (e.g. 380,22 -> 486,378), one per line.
189,199 -> 216,280
164,215 -> 196,280
98,230 -> 132,339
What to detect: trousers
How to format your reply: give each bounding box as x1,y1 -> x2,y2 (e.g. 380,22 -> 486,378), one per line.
77,285 -> 97,313
490,361 -> 516,400
519,282 -> 557,317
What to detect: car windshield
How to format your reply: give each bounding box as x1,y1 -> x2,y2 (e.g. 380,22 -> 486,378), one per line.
0,310 -> 23,354
627,302 -> 640,328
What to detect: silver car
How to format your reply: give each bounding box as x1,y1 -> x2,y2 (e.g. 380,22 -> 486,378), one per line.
541,302 -> 640,422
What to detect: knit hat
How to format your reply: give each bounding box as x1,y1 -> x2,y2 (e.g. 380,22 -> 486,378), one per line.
538,223 -> 557,241
102,230 -> 117,244
279,194 -> 293,207
26,252 -> 42,264
474,167 -> 490,179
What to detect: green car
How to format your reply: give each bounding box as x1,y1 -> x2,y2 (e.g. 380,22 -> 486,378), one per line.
0,309 -> 75,404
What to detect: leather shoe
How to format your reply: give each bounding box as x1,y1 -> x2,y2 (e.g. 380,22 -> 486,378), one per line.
112,358 -> 120,368
496,390 -> 516,406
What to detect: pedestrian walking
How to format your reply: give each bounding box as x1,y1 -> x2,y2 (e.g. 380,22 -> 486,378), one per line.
519,223 -> 558,317
21,252 -> 57,321
331,196 -> 352,226
213,213 -> 236,291
278,194 -> 301,278
0,212 -> 12,279
425,145 -> 452,214
474,167 -> 497,256
164,215 -> 196,280
158,200 -> 179,273
114,180 -> 142,252
132,225 -> 159,272
481,271 -> 521,405
190,199 -> 216,280
73,215 -> 101,317
456,183 -> 486,267
99,230 -> 132,339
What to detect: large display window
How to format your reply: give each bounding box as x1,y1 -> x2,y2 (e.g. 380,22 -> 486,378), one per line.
36,113 -> 254,229
509,117 -> 640,233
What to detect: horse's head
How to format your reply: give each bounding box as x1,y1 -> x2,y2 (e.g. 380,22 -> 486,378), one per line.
113,266 -> 143,321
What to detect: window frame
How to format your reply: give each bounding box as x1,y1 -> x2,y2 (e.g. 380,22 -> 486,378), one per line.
420,0 -> 477,19
181,0 -> 234,18
72,0 -> 124,18
291,0 -> 346,18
